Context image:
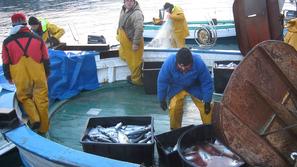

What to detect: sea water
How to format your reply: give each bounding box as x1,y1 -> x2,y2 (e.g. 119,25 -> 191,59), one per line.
0,0 -> 236,52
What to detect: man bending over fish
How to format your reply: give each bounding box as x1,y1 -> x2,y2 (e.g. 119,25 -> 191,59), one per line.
157,48 -> 213,129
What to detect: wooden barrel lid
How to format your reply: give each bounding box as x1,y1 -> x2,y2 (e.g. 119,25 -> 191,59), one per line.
213,40 -> 297,166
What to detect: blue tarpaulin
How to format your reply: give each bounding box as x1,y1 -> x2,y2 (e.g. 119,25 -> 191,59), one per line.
0,67 -> 16,92
0,49 -> 100,100
47,49 -> 100,100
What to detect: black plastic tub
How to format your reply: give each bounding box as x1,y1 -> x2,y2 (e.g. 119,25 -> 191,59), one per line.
155,125 -> 194,167
80,116 -> 154,166
177,125 -> 247,167
177,125 -> 215,167
142,61 -> 163,95
87,35 -> 106,44
213,61 -> 240,93
0,109 -> 19,128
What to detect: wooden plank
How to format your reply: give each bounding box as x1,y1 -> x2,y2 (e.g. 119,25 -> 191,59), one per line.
55,44 -> 110,52
99,50 -> 119,59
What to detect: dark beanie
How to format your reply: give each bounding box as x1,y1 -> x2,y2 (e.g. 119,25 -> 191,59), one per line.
28,16 -> 40,25
176,48 -> 193,66
163,2 -> 173,10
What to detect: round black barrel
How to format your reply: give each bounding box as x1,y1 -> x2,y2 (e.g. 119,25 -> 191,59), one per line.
177,125 -> 215,167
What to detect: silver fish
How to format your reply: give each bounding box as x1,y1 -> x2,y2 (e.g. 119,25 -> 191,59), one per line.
126,125 -> 151,137
114,122 -> 123,130
138,135 -> 151,144
118,130 -> 129,144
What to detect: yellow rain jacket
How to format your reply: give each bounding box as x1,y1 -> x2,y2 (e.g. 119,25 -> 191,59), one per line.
117,1 -> 144,85
284,18 -> 297,50
169,6 -> 189,48
40,18 -> 65,42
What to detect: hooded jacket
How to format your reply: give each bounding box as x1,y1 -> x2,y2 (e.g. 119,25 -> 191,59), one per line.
118,1 -> 144,46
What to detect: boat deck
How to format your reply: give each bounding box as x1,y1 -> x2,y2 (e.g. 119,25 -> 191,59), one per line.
48,81 -> 222,165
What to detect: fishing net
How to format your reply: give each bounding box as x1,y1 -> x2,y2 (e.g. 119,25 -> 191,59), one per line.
146,19 -> 173,48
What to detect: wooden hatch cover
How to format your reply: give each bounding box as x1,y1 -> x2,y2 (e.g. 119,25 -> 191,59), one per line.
212,40 -> 297,167
233,0 -> 283,56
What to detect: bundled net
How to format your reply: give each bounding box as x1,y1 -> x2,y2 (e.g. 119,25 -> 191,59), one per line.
146,19 -> 173,48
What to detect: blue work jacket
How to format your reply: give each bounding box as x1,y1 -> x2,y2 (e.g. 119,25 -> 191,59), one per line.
157,53 -> 213,102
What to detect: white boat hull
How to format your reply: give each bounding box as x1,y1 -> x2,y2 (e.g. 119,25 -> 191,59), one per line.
96,48 -> 243,83
143,21 -> 237,40
143,27 -> 236,39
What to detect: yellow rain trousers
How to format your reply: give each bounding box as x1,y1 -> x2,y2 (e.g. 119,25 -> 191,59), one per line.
169,90 -> 212,129
10,56 -> 49,133
284,18 -> 297,50
118,28 -> 144,85
172,33 -> 186,48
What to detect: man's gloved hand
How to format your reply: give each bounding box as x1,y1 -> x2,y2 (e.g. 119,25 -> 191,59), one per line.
204,102 -> 211,115
47,37 -> 60,47
160,100 -> 168,111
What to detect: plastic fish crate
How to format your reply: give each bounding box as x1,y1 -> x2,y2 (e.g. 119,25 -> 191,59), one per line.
213,60 -> 240,94
80,116 -> 154,166
154,125 -> 194,167
142,61 -> 163,95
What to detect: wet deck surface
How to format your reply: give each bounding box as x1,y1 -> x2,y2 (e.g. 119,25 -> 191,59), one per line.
48,81 -> 221,166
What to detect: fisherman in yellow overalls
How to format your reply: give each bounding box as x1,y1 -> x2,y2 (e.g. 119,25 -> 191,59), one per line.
163,2 -> 189,48
284,18 -> 297,50
2,13 -> 50,134
28,16 -> 65,48
117,0 -> 144,85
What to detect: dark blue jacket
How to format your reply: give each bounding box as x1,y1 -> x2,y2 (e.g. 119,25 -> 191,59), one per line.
157,53 -> 213,102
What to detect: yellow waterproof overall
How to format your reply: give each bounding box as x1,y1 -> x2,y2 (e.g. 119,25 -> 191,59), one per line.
169,90 -> 212,129
118,28 -> 144,85
10,56 -> 49,133
170,6 -> 189,48
284,18 -> 297,50
172,33 -> 186,48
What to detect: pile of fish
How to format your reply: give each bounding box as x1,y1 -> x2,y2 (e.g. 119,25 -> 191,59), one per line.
183,140 -> 244,167
164,144 -> 178,154
85,122 -> 153,144
216,62 -> 238,69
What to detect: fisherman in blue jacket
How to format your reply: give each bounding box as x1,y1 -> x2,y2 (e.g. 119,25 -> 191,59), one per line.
157,48 -> 213,129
